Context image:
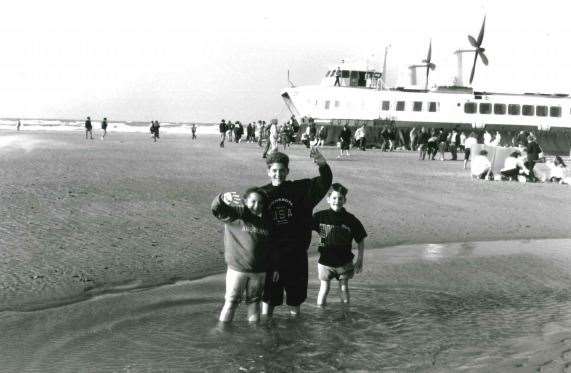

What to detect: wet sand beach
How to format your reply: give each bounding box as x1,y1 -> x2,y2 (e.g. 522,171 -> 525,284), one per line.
0,130 -> 570,311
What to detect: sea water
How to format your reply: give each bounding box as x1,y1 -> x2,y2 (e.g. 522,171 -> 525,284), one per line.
2,239 -> 571,372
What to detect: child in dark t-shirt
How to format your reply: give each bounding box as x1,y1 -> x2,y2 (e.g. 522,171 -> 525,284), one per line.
312,183 -> 367,306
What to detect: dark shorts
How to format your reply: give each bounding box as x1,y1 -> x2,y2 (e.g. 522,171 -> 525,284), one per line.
340,141 -> 350,150
263,254 -> 308,307
464,148 -> 471,160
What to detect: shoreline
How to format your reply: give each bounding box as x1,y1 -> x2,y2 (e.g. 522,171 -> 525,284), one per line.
1,131 -> 570,312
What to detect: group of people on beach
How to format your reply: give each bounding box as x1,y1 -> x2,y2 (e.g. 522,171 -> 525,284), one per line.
211,144 -> 367,322
83,116 -> 108,140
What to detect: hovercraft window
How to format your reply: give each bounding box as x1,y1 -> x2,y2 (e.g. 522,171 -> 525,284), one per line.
479,103 -> 491,114
535,106 -> 547,117
428,102 -> 437,112
464,103 -> 477,114
382,101 -> 390,111
508,104 -> 521,115
522,105 -> 534,116
549,106 -> 561,117
335,101 -> 340,108
494,104 -> 506,115
341,70 -> 350,78
413,102 -> 423,112
396,101 -> 405,111
325,101 -> 331,109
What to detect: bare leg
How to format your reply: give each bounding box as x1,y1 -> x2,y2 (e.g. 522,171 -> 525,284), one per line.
317,280 -> 330,307
219,301 -> 238,322
247,302 -> 261,322
339,279 -> 350,304
261,302 -> 274,317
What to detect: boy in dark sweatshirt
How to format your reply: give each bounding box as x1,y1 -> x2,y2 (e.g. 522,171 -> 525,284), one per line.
211,187 -> 271,322
260,149 -> 332,316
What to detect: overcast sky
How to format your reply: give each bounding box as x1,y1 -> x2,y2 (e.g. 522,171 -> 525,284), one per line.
1,0 -> 570,122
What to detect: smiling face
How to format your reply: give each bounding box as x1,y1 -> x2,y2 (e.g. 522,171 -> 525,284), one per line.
267,163 -> 289,186
244,192 -> 264,216
327,191 -> 346,212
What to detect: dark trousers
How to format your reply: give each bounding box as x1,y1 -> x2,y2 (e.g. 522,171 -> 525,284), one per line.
262,139 -> 271,158
449,144 -> 458,160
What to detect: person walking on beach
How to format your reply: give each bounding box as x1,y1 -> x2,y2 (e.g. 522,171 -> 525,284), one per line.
257,121 -> 265,147
354,124 -> 366,151
16,120 -> 21,131
212,187 -> 272,323
85,116 -> 93,140
417,127 -> 430,160
262,119 -> 279,159
338,123 -> 351,158
219,119 -> 227,148
312,183 -> 367,306
191,123 -> 197,139
101,117 -> 108,139
151,121 -> 160,142
260,149 -> 332,317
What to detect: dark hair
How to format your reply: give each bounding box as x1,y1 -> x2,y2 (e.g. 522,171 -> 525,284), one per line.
266,152 -> 289,168
510,151 -> 521,158
479,150 -> 488,156
243,187 -> 267,205
554,156 -> 567,168
329,182 -> 348,197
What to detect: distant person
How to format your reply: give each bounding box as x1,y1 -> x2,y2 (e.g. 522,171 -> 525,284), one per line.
85,116 -> 93,140
483,130 -> 492,146
211,188 -> 271,323
308,117 -> 317,143
151,121 -> 160,142
338,123 -> 351,158
448,127 -> 460,160
260,149 -> 332,317
547,156 -> 568,184
191,123 -> 197,139
219,119 -> 227,148
301,126 -> 311,148
317,126 -> 327,147
227,121 -> 234,142
387,126 -> 396,152
312,183 -> 367,306
463,132 -> 478,169
437,128 -> 448,161
16,120 -> 21,131
470,150 -> 493,180
354,124 -> 366,151
101,117 -> 108,139
262,119 -> 279,158
334,67 -> 341,86
417,127 -> 429,160
257,121 -> 265,147
525,134 -> 543,182
459,131 -> 466,151
409,127 -> 417,151
426,129 -> 439,160
500,151 -> 529,181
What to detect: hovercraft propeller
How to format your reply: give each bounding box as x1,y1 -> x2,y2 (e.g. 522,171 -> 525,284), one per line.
468,16 -> 488,84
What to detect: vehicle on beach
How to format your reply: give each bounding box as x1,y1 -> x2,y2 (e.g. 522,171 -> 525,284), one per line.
280,18 -> 571,153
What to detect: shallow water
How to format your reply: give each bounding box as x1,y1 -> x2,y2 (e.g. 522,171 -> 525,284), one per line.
3,239 -> 571,372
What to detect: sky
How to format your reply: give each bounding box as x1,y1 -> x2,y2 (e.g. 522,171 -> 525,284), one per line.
1,0 -> 570,122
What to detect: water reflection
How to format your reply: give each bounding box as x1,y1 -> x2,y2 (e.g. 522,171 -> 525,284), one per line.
2,239 -> 571,371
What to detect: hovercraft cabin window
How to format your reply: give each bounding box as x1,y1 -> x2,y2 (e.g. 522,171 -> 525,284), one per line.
494,104 -> 506,115
396,101 -> 405,111
508,104 -> 521,115
550,106 -> 561,117
325,100 -> 330,109
413,102 -> 422,112
536,105 -> 547,117
382,101 -> 390,111
522,105 -> 534,116
464,102 -> 477,114
428,102 -> 437,112
479,103 -> 491,114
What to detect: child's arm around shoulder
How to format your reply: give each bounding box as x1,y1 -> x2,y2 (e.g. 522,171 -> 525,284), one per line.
211,192 -> 244,222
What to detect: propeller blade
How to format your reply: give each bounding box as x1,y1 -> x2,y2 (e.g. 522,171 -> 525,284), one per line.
427,40 -> 432,62
429,63 -> 436,70
477,16 -> 486,45
426,64 -> 430,85
468,35 -> 478,48
469,51 -> 478,84
479,51 -> 489,65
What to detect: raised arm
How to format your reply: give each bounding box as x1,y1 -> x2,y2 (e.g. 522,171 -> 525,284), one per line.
308,148 -> 333,206
211,193 -> 244,222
